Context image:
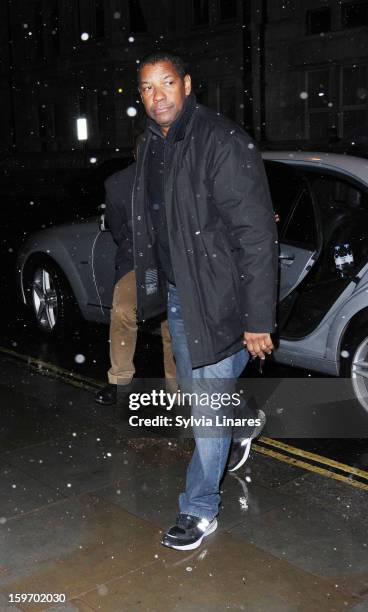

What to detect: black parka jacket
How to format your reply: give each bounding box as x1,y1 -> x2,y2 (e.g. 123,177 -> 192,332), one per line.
104,162 -> 136,284
131,98 -> 279,368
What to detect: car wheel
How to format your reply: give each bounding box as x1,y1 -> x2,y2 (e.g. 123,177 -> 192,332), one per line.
341,328 -> 368,414
26,260 -> 78,335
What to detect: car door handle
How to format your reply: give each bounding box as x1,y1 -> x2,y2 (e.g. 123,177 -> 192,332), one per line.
279,253 -> 295,265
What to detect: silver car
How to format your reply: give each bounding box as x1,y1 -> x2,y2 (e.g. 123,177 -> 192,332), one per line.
16,152 -> 368,412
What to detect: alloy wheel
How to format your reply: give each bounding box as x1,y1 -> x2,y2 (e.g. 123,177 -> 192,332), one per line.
351,338 -> 368,413
32,268 -> 58,332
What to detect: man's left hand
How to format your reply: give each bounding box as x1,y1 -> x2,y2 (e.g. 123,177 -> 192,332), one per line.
243,332 -> 273,360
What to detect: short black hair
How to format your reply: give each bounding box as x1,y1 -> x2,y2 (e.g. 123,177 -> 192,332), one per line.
138,51 -> 188,82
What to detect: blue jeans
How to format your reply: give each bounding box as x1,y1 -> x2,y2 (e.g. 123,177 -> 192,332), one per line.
167,284 -> 251,521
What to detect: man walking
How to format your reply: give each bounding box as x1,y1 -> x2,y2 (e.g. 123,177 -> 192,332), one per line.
94,161 -> 177,406
131,51 -> 278,550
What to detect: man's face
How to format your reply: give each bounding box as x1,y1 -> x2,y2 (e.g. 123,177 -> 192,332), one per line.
139,60 -> 192,134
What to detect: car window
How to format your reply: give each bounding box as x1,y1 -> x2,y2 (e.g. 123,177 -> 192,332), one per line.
282,188 -> 318,249
307,172 -> 368,274
264,160 -> 306,235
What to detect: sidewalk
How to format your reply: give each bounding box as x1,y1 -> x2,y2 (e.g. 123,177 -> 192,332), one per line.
0,355 -> 367,611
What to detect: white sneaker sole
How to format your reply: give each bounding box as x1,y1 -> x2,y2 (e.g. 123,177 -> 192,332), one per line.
227,439 -> 252,472
163,518 -> 218,551
228,410 -> 266,473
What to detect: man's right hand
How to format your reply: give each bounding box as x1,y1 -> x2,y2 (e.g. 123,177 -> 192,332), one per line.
243,331 -> 273,360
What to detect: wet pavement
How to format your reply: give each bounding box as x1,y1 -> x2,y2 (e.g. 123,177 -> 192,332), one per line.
1,353 -> 368,611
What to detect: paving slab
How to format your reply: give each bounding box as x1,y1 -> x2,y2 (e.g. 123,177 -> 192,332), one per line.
0,383 -> 103,453
0,463 -> 61,519
228,494 -> 368,581
0,493 -> 357,611
0,494 -> 163,599
277,471 -> 368,526
79,529 -> 356,612
3,431 -> 172,500
237,449 -> 306,488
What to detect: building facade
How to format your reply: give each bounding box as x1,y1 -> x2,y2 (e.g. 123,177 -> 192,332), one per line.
0,0 -> 248,164
264,0 -> 368,148
1,0 -> 367,163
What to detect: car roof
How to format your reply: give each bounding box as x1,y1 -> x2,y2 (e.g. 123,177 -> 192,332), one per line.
262,151 -> 368,188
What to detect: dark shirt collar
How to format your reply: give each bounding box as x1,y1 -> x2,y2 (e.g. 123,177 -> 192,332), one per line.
147,93 -> 196,142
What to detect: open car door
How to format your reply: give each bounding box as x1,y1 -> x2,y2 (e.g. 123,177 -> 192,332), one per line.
265,160 -> 322,314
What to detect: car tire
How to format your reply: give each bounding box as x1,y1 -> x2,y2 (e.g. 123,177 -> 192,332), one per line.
340,323 -> 368,414
25,259 -> 79,336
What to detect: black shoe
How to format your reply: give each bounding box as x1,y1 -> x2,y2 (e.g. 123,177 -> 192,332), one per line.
94,383 -> 117,405
117,378 -> 141,404
161,513 -> 218,551
227,409 -> 266,472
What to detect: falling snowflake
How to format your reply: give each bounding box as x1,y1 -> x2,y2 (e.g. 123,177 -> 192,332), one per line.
97,585 -> 108,596
239,496 -> 248,510
81,32 -> 89,41
74,354 -> 86,364
340,350 -> 349,358
126,107 -> 137,117
89,157 -> 97,164
128,36 -> 135,43
299,91 -> 308,100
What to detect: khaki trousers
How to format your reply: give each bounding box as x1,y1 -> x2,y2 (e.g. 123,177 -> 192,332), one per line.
108,270 -> 176,387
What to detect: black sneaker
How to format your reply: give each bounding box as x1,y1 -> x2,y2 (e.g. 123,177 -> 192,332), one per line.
227,409 -> 266,473
94,383 -> 117,405
117,378 -> 141,404
161,513 -> 218,551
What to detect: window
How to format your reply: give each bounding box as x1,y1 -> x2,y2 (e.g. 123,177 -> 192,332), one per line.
341,2 -> 368,28
307,70 -> 329,108
50,0 -> 60,56
97,92 -> 109,144
265,161 -> 307,236
306,7 -> 331,35
283,190 -> 317,248
129,0 -> 147,33
308,173 -> 368,274
77,0 -> 83,36
219,0 -> 237,21
219,83 -> 236,121
340,64 -> 368,139
342,64 -> 367,106
343,109 -> 366,136
34,1 -> 45,61
192,0 -> 209,26
79,92 -> 87,116
95,0 -> 105,38
305,69 -> 331,141
38,104 -> 56,151
309,113 -> 330,140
